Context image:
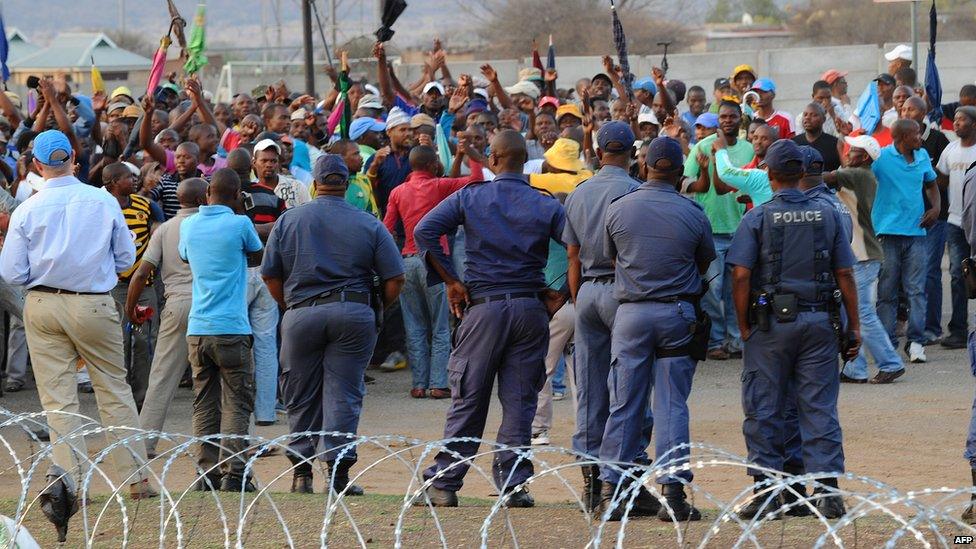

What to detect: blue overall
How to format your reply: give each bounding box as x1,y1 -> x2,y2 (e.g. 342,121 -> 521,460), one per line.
599,179 -> 715,485
415,173 -> 565,492
727,188 -> 855,477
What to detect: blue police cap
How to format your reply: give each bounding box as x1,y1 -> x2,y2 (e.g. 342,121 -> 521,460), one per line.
596,121 -> 635,154
800,145 -> 825,176
645,136 -> 683,171
763,139 -> 805,174
33,130 -> 73,166
313,153 -> 349,183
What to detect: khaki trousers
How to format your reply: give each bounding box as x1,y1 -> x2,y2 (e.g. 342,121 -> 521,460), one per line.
23,291 -> 147,484
138,297 -> 192,454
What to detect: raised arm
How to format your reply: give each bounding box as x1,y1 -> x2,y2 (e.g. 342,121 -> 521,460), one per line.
187,77 -> 225,135
373,42 -> 396,109
481,64 -> 511,110
139,95 -> 169,167
38,79 -> 81,157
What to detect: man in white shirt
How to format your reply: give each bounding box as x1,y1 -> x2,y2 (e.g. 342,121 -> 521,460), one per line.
0,130 -> 155,499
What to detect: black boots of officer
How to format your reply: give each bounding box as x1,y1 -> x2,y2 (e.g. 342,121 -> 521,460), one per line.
581,465 -> 602,512
657,483 -> 701,522
962,469 -> 976,524
596,478 -> 662,521
291,460 -> 314,494
812,477 -> 845,519
328,459 -> 364,496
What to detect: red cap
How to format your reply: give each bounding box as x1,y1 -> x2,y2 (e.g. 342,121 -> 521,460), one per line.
820,69 -> 848,85
538,96 -> 560,110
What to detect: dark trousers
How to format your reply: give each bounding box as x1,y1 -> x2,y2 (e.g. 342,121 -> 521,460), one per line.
280,301 -> 377,463
111,281 -> 158,409
424,296 -> 549,492
187,334 -> 255,478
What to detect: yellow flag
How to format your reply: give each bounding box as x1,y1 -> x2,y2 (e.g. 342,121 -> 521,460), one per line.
90,56 -> 104,93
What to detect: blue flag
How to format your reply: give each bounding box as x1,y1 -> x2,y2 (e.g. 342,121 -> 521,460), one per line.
0,11 -> 9,82
854,81 -> 881,135
925,1 -> 942,125
610,0 -> 633,99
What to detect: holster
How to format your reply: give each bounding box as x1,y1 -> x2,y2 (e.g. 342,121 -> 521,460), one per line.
370,276 -> 384,332
750,292 -> 771,332
964,257 -> 976,299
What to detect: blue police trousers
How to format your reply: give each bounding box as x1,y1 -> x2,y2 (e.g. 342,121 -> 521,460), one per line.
742,311 -> 845,477
964,326 -> 976,469
280,301 -> 377,463
599,300 -> 697,485
423,296 -> 549,493
573,280 -> 653,461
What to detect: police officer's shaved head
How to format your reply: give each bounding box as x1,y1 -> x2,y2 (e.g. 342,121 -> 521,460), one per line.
208,168 -> 242,205
488,130 -> 528,174
409,145 -> 439,172
177,177 -> 208,207
226,148 -> 252,183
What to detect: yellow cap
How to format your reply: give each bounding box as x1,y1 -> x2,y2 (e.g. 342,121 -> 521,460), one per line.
110,86 -> 133,100
544,138 -> 585,173
555,103 -> 583,122
731,64 -> 756,80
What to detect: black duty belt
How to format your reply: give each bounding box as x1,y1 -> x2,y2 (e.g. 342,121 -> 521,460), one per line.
645,294 -> 699,304
30,285 -> 108,296
470,292 -> 542,306
583,275 -> 615,283
290,290 -> 370,310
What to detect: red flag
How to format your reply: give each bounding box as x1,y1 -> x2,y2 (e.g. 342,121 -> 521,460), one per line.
531,39 -> 544,73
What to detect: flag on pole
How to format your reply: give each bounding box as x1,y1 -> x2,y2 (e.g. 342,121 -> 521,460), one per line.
147,35 -> 172,94
338,51 -> 352,139
184,3 -> 208,75
90,56 -> 104,94
531,39 -> 544,73
609,0 -> 632,99
0,10 -> 10,82
924,0 -> 942,125
546,34 -> 555,71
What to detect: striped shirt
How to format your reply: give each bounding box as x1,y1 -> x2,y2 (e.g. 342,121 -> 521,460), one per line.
118,194 -> 158,280
151,170 -> 204,220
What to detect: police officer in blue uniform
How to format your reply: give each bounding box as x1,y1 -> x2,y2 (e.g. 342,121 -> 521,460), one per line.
563,121 -> 656,514
598,136 -> 715,522
414,130 -> 566,508
261,154 -> 406,495
727,140 -> 860,520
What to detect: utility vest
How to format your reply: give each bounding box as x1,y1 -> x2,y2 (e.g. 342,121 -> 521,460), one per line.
758,196 -> 836,303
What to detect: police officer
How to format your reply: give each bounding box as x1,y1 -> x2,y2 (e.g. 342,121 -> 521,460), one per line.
261,154 -> 405,494
727,140 -> 860,520
414,130 -> 565,508
599,137 -> 715,522
563,121 -> 656,514
961,163 -> 976,524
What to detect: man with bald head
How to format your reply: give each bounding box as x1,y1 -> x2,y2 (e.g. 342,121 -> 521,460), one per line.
872,118 -> 941,363
415,130 -> 566,508
128,178 -> 208,456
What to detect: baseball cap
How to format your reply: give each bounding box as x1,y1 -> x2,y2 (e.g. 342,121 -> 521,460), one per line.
422,81 -> 445,96
386,107 -> 410,129
874,73 -> 896,86
313,153 -> 350,183
731,64 -> 756,79
544,138 -> 584,172
110,86 -> 134,102
473,88 -> 489,101
821,69 -> 848,85
844,134 -> 881,161
410,113 -> 436,129
763,139 -> 805,174
644,136 -> 683,171
357,94 -> 384,110
160,82 -> 181,95
633,77 -> 657,95
121,105 -> 143,119
33,130 -> 73,166
751,78 -> 776,93
714,77 -> 732,91
885,44 -> 913,62
349,117 -> 386,140
538,96 -> 560,110
555,103 -> 583,123
504,80 -> 540,99
800,145 -> 824,175
637,112 -> 659,126
519,67 -> 543,82
694,112 -> 719,128
254,138 -> 281,154
108,101 -> 127,114
592,72 -> 613,85
465,98 -> 488,116
290,108 -> 307,121
597,121 -> 635,153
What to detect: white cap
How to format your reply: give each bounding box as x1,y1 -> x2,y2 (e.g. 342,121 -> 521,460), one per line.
504,80 -> 540,99
637,111 -> 659,126
844,134 -> 881,160
422,81 -> 445,96
254,138 -> 281,154
290,108 -> 307,121
386,106 -> 410,129
884,44 -> 913,62
473,88 -> 489,101
357,94 -> 384,110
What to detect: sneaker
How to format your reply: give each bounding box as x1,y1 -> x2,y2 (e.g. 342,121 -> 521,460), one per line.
380,351 -> 408,372
552,391 -> 566,401
707,348 -> 729,361
941,334 -> 968,349
531,430 -> 550,446
839,372 -> 867,384
907,342 -> 927,363
869,369 -> 905,384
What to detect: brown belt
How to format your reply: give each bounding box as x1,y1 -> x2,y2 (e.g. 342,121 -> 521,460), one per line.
29,285 -> 108,296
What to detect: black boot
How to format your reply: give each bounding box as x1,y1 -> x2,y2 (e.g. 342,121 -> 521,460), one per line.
657,483 -> 701,522
630,483 -> 662,517
737,482 -> 782,521
781,482 -> 812,517
328,460 -> 364,496
291,461 -> 313,494
963,469 -> 976,524
596,481 -> 626,521
581,465 -> 602,513
813,478 -> 845,519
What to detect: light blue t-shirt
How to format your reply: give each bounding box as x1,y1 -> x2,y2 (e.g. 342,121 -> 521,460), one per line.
714,149 -> 773,207
179,205 -> 263,336
871,145 -> 938,237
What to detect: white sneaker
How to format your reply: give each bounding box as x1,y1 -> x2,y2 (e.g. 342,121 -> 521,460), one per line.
531,430 -> 550,446
908,342 -> 927,363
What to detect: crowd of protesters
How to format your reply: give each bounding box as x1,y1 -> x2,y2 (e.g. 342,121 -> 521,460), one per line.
1,36 -> 976,521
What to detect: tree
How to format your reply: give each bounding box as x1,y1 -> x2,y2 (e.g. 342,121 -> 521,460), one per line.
707,0 -> 735,23
789,0 -> 976,46
106,30 -> 156,58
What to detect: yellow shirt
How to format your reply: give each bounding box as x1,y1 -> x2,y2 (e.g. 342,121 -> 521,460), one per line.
529,170 -> 593,197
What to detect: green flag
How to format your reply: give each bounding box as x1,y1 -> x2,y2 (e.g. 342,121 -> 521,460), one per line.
339,57 -> 351,140
183,3 -> 208,74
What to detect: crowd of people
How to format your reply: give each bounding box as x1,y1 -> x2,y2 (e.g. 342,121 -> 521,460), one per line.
1,37 -> 976,522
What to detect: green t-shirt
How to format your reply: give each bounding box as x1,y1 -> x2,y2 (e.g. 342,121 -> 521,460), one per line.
683,133 -> 754,234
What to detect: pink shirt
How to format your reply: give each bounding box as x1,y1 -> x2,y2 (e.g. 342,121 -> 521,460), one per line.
164,148 -> 227,177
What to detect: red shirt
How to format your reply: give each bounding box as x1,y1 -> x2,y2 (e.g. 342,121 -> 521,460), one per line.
764,111 -> 795,139
383,160 -> 484,255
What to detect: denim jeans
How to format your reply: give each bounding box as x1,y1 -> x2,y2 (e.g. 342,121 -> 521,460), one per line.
842,260 -> 904,379
247,268 -> 280,423
877,235 -> 927,347
924,220 -> 947,338
399,256 -> 450,390
946,224 -> 970,339
702,234 -> 741,351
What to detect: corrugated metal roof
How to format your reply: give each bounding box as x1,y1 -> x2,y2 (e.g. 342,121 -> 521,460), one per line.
6,28 -> 40,64
9,32 -> 151,69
